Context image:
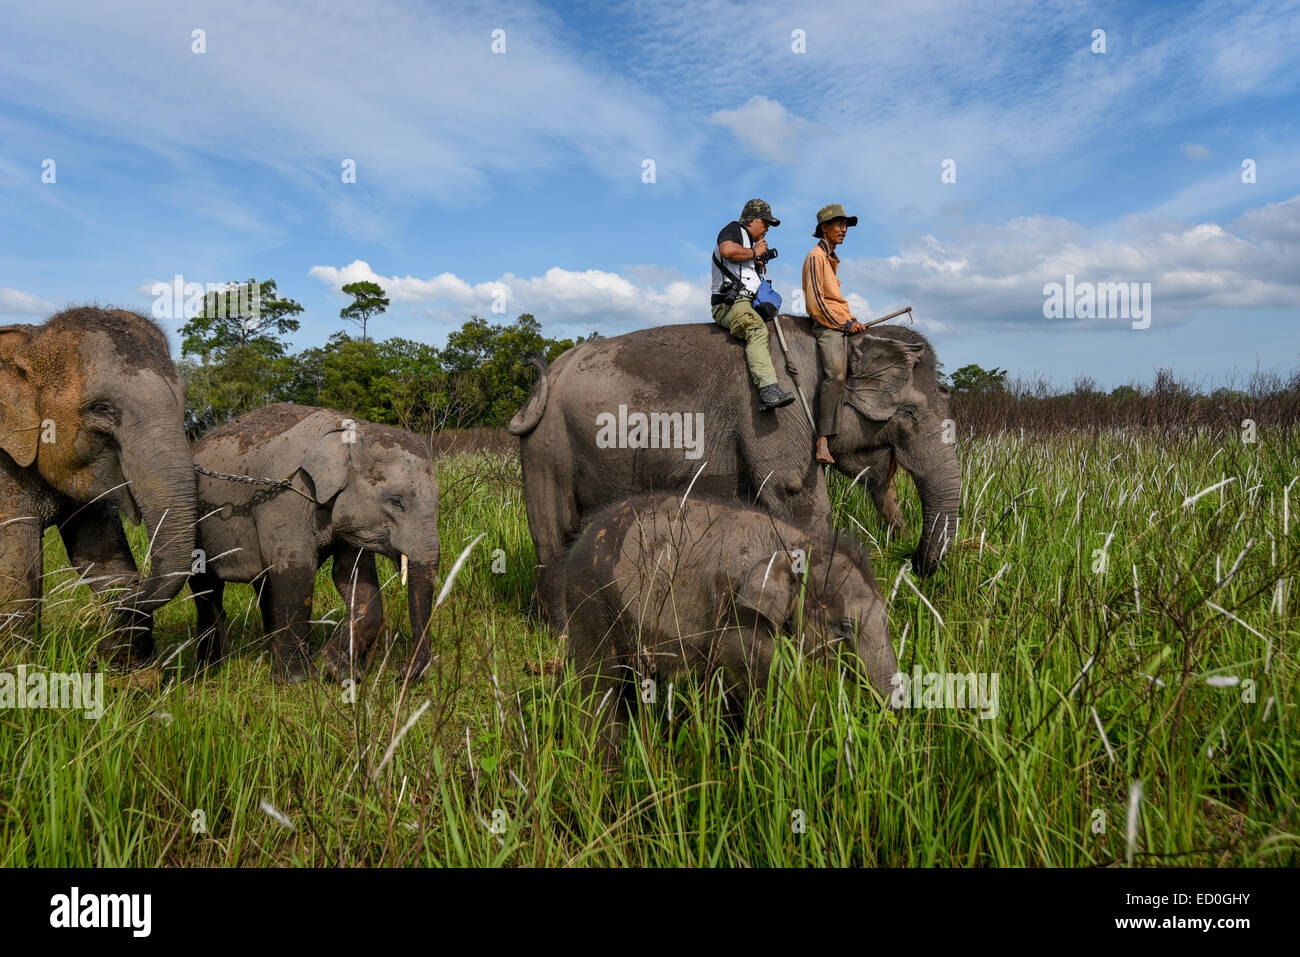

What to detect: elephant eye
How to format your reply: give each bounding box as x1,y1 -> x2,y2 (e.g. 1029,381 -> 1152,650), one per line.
386,495 -> 406,511
83,400 -> 119,427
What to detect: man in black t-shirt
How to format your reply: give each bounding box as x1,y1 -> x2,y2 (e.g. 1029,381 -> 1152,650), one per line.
711,199 -> 795,412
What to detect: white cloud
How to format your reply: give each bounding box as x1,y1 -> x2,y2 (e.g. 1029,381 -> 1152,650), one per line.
626,0 -> 1300,223
309,260 -> 707,337
0,0 -> 701,215
1231,195 -> 1300,246
835,194 -> 1300,332
711,96 -> 817,164
1182,143 -> 1212,160
0,287 -> 54,316
311,193 -> 1300,340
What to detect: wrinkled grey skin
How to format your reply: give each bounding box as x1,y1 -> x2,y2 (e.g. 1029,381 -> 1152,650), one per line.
565,495 -> 897,765
0,307 -> 195,668
510,317 -> 959,634
190,404 -> 439,683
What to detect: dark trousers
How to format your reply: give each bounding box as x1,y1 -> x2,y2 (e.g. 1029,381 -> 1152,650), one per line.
812,323 -> 849,436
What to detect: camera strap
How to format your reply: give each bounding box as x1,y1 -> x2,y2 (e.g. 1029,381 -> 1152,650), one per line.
712,253 -> 746,291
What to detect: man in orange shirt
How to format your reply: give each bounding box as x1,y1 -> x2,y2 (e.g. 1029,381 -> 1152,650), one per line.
802,204 -> 867,465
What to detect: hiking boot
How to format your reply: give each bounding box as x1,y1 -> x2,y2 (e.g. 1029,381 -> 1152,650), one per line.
758,384 -> 795,412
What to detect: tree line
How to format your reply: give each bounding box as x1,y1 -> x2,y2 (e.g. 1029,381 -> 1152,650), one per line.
178,277 -> 594,439
946,364 -> 1300,435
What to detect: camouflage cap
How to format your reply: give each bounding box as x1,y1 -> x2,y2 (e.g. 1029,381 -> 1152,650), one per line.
740,198 -> 780,226
813,203 -> 859,237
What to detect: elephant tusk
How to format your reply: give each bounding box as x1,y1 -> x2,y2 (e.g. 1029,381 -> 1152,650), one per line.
401,553 -> 409,586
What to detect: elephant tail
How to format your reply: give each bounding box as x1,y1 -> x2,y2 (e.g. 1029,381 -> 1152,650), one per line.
507,352 -> 549,436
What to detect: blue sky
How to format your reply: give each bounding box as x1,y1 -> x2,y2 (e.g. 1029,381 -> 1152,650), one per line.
2,0 -> 1298,389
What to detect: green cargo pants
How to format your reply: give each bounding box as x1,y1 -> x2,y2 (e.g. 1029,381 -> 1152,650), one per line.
811,322 -> 849,437
713,298 -> 777,389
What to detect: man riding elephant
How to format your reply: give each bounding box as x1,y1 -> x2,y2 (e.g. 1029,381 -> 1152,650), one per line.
803,203 -> 867,466
712,199 -> 795,413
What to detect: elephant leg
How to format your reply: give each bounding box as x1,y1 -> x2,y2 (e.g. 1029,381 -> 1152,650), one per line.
60,506 -> 156,667
567,615 -> 635,769
576,665 -> 630,772
192,574 -> 227,667
0,515 -> 43,651
319,546 -> 383,682
870,451 -> 908,537
525,465 -> 578,637
259,566 -> 317,684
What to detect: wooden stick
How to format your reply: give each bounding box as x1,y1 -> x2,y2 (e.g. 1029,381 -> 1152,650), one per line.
861,306 -> 913,329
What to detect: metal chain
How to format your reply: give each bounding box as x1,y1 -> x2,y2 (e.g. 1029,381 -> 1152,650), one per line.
194,464 -> 291,488
193,465 -> 319,502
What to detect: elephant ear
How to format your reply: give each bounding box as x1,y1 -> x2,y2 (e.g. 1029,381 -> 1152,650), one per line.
0,326 -> 40,468
734,550 -> 800,630
844,334 -> 927,421
296,429 -> 354,503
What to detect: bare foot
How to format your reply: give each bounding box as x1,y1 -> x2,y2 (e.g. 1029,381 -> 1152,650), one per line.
815,438 -> 835,465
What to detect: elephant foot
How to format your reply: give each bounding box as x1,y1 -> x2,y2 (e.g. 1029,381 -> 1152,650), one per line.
273,654 -> 316,685
318,624 -> 380,683
395,653 -> 433,685
95,635 -> 157,674
105,663 -> 165,691
317,641 -> 364,685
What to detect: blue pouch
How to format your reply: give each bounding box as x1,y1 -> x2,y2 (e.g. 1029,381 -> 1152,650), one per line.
753,279 -> 782,320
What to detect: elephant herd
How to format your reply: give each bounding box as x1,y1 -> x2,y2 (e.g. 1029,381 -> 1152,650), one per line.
1,306 -> 960,739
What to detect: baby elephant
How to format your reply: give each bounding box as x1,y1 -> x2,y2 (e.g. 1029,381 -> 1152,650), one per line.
191,404 -> 439,683
564,495 -> 897,763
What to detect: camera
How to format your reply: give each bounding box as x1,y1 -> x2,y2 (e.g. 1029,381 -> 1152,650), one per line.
755,247 -> 778,265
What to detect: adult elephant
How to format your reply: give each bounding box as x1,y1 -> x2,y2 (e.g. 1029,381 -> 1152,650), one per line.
0,307 -> 197,666
508,316 -> 959,633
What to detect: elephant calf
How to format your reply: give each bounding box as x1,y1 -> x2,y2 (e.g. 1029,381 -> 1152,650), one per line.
564,495 -> 898,763
190,404 -> 439,683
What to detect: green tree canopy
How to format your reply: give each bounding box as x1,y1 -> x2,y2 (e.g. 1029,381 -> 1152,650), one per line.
339,281 -> 390,343
443,313 -> 591,427
179,277 -> 303,359
181,310 -> 595,438
950,363 -> 1009,395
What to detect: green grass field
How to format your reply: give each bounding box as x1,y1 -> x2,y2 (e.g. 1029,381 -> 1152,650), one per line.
1,428 -> 1296,866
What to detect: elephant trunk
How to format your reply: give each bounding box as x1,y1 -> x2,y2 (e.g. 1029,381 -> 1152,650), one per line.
405,558 -> 438,678
120,422 -> 198,611
911,442 -> 961,578
853,599 -> 900,704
